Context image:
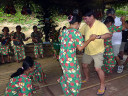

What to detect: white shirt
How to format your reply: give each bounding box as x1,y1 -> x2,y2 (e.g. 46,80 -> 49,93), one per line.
112,16 -> 122,45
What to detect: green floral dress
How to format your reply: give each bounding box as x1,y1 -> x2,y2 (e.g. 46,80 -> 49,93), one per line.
0,34 -> 11,55
12,32 -> 26,60
59,28 -> 84,96
31,31 -> 43,56
5,74 -> 32,96
102,25 -> 122,73
28,62 -> 46,82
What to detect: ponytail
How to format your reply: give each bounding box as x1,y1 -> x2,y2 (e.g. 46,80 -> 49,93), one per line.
11,68 -> 24,78
10,56 -> 34,78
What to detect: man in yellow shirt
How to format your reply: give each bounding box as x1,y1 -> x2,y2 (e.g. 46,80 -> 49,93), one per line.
79,9 -> 111,95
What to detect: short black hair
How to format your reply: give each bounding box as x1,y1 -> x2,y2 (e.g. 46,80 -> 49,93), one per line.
2,27 -> 9,32
16,25 -> 21,29
106,8 -> 115,16
104,16 -> 114,25
83,9 -> 95,17
33,25 -> 37,29
11,56 -> 34,78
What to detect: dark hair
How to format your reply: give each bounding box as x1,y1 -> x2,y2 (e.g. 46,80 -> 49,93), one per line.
16,25 -> 21,29
83,9 -> 95,18
104,16 -> 114,25
125,20 -> 128,24
2,27 -> 9,32
62,26 -> 66,30
106,8 -> 115,16
11,56 -> 34,78
33,25 -> 37,29
68,15 -> 82,24
73,9 -> 79,15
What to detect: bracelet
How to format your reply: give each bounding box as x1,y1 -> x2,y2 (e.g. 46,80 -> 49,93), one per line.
97,35 -> 101,39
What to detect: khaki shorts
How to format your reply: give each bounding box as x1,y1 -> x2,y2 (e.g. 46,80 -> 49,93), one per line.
120,42 -> 126,51
112,44 -> 121,56
82,53 -> 104,68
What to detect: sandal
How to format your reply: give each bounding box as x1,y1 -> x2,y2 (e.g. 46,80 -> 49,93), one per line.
97,87 -> 106,95
81,79 -> 88,83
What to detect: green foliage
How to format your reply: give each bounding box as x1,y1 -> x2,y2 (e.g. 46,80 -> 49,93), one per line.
116,10 -> 127,16
49,7 -> 68,23
22,26 -> 28,31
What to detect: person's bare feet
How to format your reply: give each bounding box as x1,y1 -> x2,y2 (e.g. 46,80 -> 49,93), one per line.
81,78 -> 89,83
16,60 -> 20,63
57,78 -> 60,83
1,60 -> 5,64
41,55 -> 44,58
35,55 -> 38,59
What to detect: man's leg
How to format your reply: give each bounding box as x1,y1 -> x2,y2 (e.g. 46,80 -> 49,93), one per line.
82,54 -> 92,82
82,64 -> 89,81
119,51 -> 124,60
95,68 -> 105,90
113,45 -> 124,73
123,56 -> 128,65
92,53 -> 105,94
115,56 -> 121,66
119,42 -> 126,60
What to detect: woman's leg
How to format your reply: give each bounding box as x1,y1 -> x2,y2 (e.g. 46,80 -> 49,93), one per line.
34,45 -> 38,58
14,46 -> 19,63
1,55 -> 5,63
39,43 -> 44,58
7,54 -> 10,62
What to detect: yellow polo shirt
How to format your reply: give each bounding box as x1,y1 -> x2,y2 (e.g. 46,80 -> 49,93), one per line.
79,20 -> 109,55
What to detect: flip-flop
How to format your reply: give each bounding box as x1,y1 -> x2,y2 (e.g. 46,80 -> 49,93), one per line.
81,80 -> 87,83
97,87 -> 106,96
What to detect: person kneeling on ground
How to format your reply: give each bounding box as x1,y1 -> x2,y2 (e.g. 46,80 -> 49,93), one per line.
28,57 -> 46,84
5,56 -> 34,96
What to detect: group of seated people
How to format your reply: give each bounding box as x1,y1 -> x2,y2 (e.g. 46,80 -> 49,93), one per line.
0,25 -> 44,64
5,56 -> 46,96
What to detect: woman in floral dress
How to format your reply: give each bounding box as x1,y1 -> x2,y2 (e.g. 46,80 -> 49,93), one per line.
11,25 -> 30,63
58,15 -> 96,96
28,61 -> 46,83
0,27 -> 11,63
5,56 -> 34,96
102,16 -> 125,73
31,26 -> 43,58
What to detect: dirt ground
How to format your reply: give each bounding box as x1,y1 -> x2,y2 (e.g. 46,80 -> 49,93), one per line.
1,54 -> 128,96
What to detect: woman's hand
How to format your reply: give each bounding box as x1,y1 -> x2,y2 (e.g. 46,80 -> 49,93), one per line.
89,34 -> 97,41
2,37 -> 6,40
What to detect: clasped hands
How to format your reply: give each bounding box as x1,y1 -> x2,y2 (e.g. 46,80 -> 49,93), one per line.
89,34 -> 102,41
